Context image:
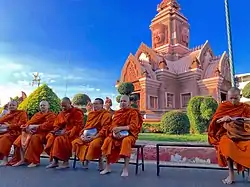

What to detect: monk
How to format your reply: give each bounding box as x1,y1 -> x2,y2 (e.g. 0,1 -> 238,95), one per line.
9,100 -> 56,167
208,87 -> 250,184
0,100 -> 28,166
72,98 -> 112,170
45,97 -> 84,169
100,95 -> 143,177
105,97 -> 115,116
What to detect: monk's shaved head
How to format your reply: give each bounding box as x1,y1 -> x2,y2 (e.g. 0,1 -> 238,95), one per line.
120,95 -> 130,109
40,100 -> 49,112
8,100 -> 18,111
227,87 -> 241,105
228,87 -> 241,95
61,97 -> 72,111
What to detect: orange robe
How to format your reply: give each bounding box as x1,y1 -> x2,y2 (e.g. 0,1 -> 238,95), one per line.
8,111 -> 56,165
44,107 -> 84,161
101,108 -> 143,163
72,109 -> 112,162
0,110 -> 28,160
208,101 -> 250,170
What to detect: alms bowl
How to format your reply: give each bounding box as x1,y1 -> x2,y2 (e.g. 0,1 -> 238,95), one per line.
84,128 -> 97,137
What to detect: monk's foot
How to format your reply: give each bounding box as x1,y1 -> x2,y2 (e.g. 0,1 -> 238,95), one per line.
222,176 -> 235,185
12,161 -> 25,167
0,160 -> 7,166
46,162 -> 58,169
27,163 -> 38,168
121,168 -> 129,177
56,162 -> 69,170
100,168 -> 111,175
82,161 -> 88,169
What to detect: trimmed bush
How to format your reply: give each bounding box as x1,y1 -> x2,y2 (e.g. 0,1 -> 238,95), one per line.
160,110 -> 190,134
131,103 -> 138,108
18,84 -> 61,118
141,123 -> 162,133
187,96 -> 218,134
72,93 -> 91,107
116,95 -> 122,103
117,82 -> 134,95
242,82 -> 250,98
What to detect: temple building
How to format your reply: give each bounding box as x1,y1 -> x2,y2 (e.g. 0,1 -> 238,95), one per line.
116,0 -> 232,120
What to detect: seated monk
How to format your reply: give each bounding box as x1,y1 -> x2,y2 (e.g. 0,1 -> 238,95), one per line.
44,97 -> 84,169
100,95 -> 143,177
105,97 -> 115,116
208,87 -> 250,184
72,98 -> 112,170
0,100 -> 28,166
9,100 -> 56,167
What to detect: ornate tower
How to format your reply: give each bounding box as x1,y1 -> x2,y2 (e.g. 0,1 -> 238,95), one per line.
150,0 -> 190,59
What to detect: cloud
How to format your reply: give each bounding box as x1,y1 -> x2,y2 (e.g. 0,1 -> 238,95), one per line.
0,53 -> 117,106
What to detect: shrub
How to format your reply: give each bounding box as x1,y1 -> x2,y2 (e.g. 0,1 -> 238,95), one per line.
18,84 -> 61,118
72,93 -> 91,107
116,95 -> 122,103
242,82 -> 250,98
160,110 -> 190,134
117,82 -> 134,95
141,123 -> 162,133
131,103 -> 138,108
187,96 -> 218,134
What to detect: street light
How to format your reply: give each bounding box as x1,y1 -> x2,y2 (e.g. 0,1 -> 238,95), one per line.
224,0 -> 236,87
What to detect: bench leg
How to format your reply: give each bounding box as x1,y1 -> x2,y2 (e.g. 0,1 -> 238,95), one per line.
156,145 -> 160,176
141,146 -> 144,171
135,148 -> 139,175
73,155 -> 77,169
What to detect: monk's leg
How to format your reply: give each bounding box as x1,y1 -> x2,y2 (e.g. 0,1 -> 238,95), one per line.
25,134 -> 44,167
100,137 -> 114,175
222,158 -> 235,184
12,148 -> 25,167
0,134 -> 16,166
120,136 -> 135,177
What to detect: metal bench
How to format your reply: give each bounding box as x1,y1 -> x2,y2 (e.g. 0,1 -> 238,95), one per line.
72,144 -> 145,175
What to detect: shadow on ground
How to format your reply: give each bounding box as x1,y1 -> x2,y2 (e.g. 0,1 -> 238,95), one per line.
0,159 -> 249,187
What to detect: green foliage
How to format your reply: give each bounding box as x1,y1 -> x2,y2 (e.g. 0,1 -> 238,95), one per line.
131,103 -> 138,108
187,96 -> 218,134
117,82 -> 134,95
72,93 -> 91,106
18,84 -> 61,118
129,94 -> 139,102
242,82 -> 250,98
141,123 -> 162,133
116,95 -> 122,103
160,110 -> 190,134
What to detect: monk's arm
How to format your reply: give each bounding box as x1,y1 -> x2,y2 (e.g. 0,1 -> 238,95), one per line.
37,113 -> 56,131
96,113 -> 112,138
68,111 -> 84,138
8,111 -> 28,130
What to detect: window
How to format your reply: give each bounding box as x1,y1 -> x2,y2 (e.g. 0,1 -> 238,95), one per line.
181,93 -> 191,108
149,96 -> 158,109
166,93 -> 174,108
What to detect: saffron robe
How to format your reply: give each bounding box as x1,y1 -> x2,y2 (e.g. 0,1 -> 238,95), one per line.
208,101 -> 250,170
8,111 -> 56,165
72,109 -> 112,162
44,107 -> 84,161
101,108 -> 143,163
0,110 -> 28,159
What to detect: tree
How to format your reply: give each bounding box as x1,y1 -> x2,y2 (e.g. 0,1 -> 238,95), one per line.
242,82 -> 250,98
18,84 -> 61,118
117,82 -> 134,95
72,93 -> 91,107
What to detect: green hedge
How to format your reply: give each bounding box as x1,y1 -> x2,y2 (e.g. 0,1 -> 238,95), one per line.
141,123 -> 162,133
160,110 -> 190,134
242,82 -> 250,98
187,96 -> 218,134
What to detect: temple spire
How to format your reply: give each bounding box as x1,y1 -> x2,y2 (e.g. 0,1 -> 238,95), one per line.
157,0 -> 180,12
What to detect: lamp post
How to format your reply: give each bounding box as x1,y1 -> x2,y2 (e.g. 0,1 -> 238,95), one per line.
224,0 -> 236,87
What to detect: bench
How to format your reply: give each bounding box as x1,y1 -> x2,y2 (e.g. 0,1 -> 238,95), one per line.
72,144 -> 145,175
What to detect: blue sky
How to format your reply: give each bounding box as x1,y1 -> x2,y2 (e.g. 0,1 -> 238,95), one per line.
0,0 -> 249,106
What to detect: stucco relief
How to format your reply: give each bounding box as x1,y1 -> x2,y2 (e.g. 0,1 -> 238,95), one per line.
133,82 -> 140,91
181,26 -> 189,47
123,61 -> 139,83
222,59 -> 231,81
140,89 -> 146,111
152,24 -> 167,48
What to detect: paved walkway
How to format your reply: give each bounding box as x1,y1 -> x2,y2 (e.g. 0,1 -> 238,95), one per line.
0,159 -> 249,187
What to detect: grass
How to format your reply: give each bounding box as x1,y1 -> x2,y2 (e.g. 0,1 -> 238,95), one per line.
138,133 -> 208,143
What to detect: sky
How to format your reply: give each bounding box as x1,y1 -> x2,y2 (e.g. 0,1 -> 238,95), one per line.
0,0 -> 249,107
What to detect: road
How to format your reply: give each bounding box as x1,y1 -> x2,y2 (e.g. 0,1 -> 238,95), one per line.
0,159 -> 249,187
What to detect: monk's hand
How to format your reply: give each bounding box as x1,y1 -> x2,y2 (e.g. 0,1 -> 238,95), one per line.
83,136 -> 92,142
217,116 -> 232,123
3,122 -> 10,127
112,127 -> 122,134
113,132 -> 122,139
